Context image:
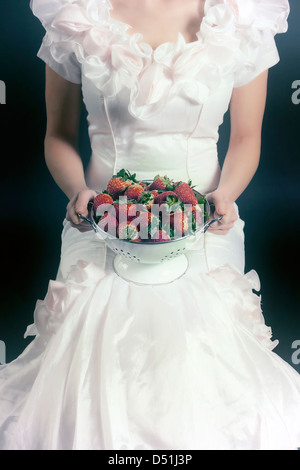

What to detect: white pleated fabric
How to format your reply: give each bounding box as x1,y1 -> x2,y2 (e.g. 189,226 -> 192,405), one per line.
1,0 -> 299,450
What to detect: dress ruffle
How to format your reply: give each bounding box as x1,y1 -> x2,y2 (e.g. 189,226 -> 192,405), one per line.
26,261 -> 277,352
30,0 -> 290,118
25,260 -> 106,338
1,259 -> 299,450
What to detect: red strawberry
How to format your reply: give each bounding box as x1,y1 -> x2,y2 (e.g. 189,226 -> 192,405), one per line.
154,191 -> 177,205
106,177 -> 132,197
138,181 -> 149,189
114,202 -> 138,222
117,221 -> 139,241
97,212 -> 118,236
152,202 -> 173,223
192,204 -> 203,229
132,211 -> 152,229
148,175 -> 172,191
124,184 -> 145,201
138,191 -> 155,211
131,211 -> 159,240
151,229 -> 171,242
174,182 -> 198,205
170,209 -> 189,236
150,190 -> 159,198
94,193 -> 114,215
185,204 -> 203,228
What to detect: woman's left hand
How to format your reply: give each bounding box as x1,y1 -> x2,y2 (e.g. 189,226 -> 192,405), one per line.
206,191 -> 238,235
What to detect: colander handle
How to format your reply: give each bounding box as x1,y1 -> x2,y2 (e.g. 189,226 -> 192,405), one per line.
202,215 -> 223,233
77,201 -> 99,232
203,200 -> 224,232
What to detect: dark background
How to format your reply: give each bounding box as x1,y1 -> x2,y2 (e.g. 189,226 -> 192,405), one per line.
0,0 -> 299,370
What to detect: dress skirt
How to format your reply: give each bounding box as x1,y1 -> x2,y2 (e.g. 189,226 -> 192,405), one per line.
0,211 -> 300,450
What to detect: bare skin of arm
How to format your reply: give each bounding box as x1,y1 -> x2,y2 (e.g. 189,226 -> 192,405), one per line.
44,65 -> 95,224
207,70 -> 268,234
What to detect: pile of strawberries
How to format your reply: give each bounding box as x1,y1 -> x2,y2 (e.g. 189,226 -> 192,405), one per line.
93,169 -> 207,242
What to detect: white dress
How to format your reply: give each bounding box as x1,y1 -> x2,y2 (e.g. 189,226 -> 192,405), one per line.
1,0 -> 299,450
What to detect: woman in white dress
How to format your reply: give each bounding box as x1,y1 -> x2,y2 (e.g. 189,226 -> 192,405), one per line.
0,0 -> 299,450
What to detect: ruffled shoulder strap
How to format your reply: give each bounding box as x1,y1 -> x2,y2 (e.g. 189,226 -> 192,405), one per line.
30,0 -> 67,27
235,0 -> 289,33
31,0 -> 290,93
30,0 -> 112,28
30,0 -> 112,83
232,0 -> 290,87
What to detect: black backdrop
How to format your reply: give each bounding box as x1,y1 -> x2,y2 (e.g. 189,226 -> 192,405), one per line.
0,0 -> 299,370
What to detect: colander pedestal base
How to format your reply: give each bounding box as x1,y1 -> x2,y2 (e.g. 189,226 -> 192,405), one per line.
113,254 -> 189,285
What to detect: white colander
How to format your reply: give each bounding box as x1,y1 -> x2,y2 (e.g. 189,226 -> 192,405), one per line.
80,190 -> 221,285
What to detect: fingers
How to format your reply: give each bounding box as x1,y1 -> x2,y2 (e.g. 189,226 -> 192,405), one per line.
207,203 -> 238,236
75,191 -> 91,218
66,189 -> 96,225
66,199 -> 81,225
207,219 -> 235,235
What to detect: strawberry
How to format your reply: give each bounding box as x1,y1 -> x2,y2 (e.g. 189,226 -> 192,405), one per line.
152,195 -> 181,227
148,175 -> 173,191
94,193 -> 114,215
174,182 -> 198,205
139,191 -> 155,211
150,190 -> 159,198
154,191 -> 177,205
117,221 -> 139,241
124,184 -> 145,201
185,204 -> 204,229
106,177 -> 132,197
138,181 -> 149,189
192,204 -> 203,229
114,201 -> 138,222
97,212 -> 118,236
131,211 -> 159,240
151,229 -> 171,242
116,169 -> 138,183
169,209 -> 189,236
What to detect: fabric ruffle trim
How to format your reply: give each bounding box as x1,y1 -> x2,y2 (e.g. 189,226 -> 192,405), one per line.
24,260 -> 106,338
25,259 -> 278,352
30,0 -> 290,119
208,265 -> 279,351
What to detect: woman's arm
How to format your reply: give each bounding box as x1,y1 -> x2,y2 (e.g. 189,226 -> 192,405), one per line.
44,65 -> 96,224
207,70 -> 269,234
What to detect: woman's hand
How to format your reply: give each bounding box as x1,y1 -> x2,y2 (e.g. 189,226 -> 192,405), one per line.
206,191 -> 238,235
66,188 -> 97,226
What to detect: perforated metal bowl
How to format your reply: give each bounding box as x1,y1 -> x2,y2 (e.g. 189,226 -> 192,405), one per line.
80,187 -> 221,284
82,189 -> 221,265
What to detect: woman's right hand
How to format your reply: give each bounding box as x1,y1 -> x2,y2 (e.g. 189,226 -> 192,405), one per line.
66,188 -> 97,227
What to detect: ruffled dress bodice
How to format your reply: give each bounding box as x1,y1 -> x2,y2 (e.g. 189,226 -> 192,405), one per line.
30,0 -> 289,192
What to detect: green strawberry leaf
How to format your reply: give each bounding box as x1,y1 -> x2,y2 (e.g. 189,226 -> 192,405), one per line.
165,195 -> 177,205
197,194 -> 207,205
116,169 -> 137,182
169,227 -> 175,239
139,191 -> 154,204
